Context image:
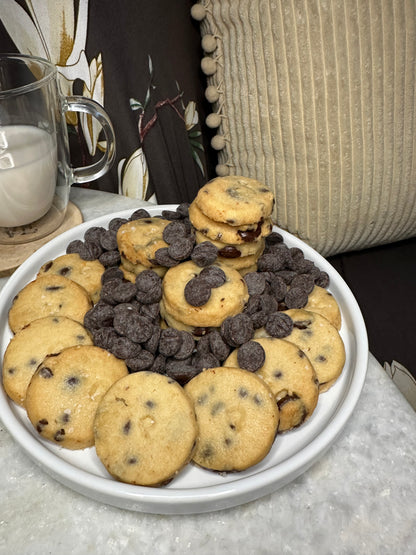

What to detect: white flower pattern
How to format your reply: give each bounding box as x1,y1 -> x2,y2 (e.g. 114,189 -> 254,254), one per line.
0,4 -> 204,200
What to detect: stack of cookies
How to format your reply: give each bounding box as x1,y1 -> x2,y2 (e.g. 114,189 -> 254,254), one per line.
188,176 -> 275,275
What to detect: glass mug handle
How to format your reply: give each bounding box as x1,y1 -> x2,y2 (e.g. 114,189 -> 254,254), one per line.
62,96 -> 116,184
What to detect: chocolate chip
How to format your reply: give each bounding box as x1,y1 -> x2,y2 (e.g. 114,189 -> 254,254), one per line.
92,327 -> 118,350
135,269 -> 162,291
257,252 -> 286,272
264,312 -> 294,338
199,265 -> 226,288
84,303 -> 115,330
84,226 -> 106,245
191,241 -> 218,267
163,220 -> 189,243
315,270 -> 330,288
39,367 -> 53,379
165,360 -> 200,385
36,419 -> 48,432
113,311 -> 154,343
174,331 -> 195,360
244,272 -> 267,295
130,208 -> 151,220
184,276 -> 211,306
100,229 -> 118,251
101,279 -> 137,305
135,283 -> 162,304
142,324 -> 161,354
221,313 -> 254,347
108,217 -> 128,231
284,286 -> 308,309
58,266 -> 71,277
123,420 -> 132,434
237,341 -> 265,372
168,237 -> 194,261
237,221 -> 263,242
158,328 -> 182,357
54,429 -> 65,442
290,274 -> 315,295
101,267 -> 124,284
126,350 -> 154,372
218,245 -> 241,258
205,330 -> 229,361
293,319 -> 312,330
65,376 -> 80,388
153,247 -> 180,267
110,335 -> 142,359
99,250 -> 121,268
269,274 -> 287,301
192,352 -> 220,371
265,231 -> 284,245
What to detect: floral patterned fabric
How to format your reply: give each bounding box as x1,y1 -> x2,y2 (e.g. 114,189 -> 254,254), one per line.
0,0 -> 214,203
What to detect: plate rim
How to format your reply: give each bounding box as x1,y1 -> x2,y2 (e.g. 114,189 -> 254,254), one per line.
0,205 -> 369,514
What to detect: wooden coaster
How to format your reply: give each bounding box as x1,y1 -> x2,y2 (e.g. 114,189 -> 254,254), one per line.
0,202 -> 83,277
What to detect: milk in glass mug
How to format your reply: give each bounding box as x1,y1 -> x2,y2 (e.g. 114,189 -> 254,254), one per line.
0,53 -> 115,244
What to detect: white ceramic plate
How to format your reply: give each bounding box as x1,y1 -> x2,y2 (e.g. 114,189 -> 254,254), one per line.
0,206 -> 368,514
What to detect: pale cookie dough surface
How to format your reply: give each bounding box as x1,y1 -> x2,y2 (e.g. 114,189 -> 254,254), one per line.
117,217 -> 170,267
25,345 -> 128,449
189,201 -> 273,245
282,309 -> 345,391
194,176 -> 274,226
224,337 -> 319,432
184,366 -> 279,471
94,371 -> 198,486
304,286 -> 342,330
2,316 -> 93,406
38,253 -> 105,304
161,261 -> 249,328
8,274 -> 93,334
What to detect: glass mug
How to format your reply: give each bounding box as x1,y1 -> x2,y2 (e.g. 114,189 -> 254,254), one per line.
0,53 -> 115,244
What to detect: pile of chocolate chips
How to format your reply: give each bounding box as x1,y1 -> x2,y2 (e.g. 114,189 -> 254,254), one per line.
68,204 -> 330,383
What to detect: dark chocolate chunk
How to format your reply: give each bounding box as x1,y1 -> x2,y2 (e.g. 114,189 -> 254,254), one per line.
184,276 -> 212,306
244,272 -> 267,295
237,340 -> 266,372
191,241 -> 218,267
130,208 -> 151,220
264,312 -> 294,338
199,265 -> 226,288
284,286 -> 309,309
158,328 -> 182,357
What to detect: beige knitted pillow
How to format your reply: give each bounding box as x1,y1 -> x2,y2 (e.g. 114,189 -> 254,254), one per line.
192,0 -> 416,256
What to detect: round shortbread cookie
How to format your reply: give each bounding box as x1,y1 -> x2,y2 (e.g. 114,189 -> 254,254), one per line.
94,371 -> 198,486
25,345 -> 128,449
161,260 -> 249,328
8,274 -> 93,334
189,201 -> 273,245
159,299 -> 212,337
224,337 -> 319,432
194,176 -> 274,226
2,316 -> 93,406
216,250 -> 262,272
195,229 -> 265,258
120,254 -> 167,278
304,285 -> 342,330
184,366 -> 279,471
117,217 -> 170,268
38,253 -> 105,303
282,309 -> 345,391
